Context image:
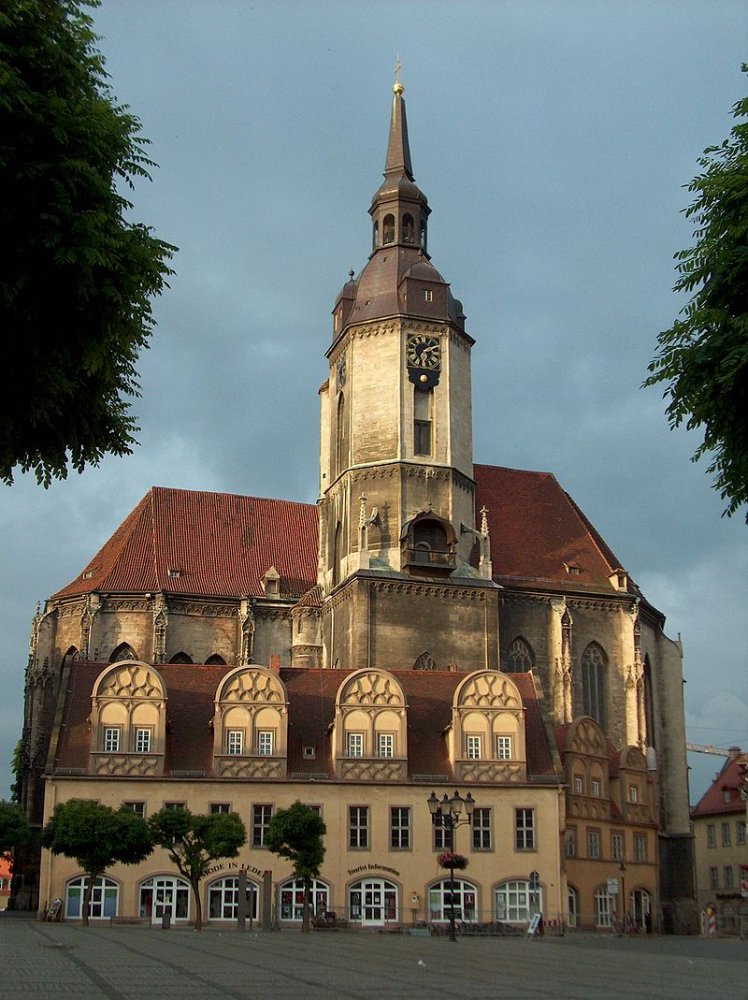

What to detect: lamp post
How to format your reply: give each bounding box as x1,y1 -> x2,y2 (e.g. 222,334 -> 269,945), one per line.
427,790 -> 475,942
619,861 -> 627,933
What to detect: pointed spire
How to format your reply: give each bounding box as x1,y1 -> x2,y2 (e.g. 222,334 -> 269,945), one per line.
385,79 -> 413,180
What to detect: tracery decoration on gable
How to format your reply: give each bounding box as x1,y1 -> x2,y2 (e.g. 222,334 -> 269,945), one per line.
450,671 -> 527,783
456,671 -> 521,709
566,716 -> 607,757
333,669 -> 407,781
213,666 -> 289,779
89,661 -> 167,777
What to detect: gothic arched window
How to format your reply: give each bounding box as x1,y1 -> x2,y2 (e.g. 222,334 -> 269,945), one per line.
109,643 -> 136,663
206,654 -> 226,666
383,214 -> 395,244
335,392 -> 348,476
643,654 -> 655,748
414,651 -> 436,671
169,652 -> 193,665
505,636 -> 534,673
581,642 -> 607,730
413,520 -> 447,551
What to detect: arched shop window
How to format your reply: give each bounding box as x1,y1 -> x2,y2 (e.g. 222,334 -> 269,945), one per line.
494,880 -> 542,923
348,878 -> 398,926
567,885 -> 579,928
428,879 -> 477,922
279,878 -> 330,921
208,876 -> 260,921
139,875 -> 190,922
594,885 -> 613,928
66,875 -> 118,919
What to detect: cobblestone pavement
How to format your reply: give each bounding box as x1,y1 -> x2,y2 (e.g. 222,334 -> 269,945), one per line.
0,917 -> 745,1000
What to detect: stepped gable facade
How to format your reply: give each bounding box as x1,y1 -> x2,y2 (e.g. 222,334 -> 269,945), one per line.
19,79 -> 693,932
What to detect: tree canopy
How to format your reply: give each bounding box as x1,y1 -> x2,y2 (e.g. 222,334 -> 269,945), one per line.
645,66 -> 748,520
149,807 -> 246,930
0,0 -> 176,487
265,801 -> 326,932
41,800 -> 152,924
0,800 -> 30,860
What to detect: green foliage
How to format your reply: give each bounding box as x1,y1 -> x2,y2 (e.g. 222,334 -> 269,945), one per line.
265,801 -> 326,880
0,800 -> 30,859
646,66 -> 748,519
0,0 -> 176,487
41,800 -> 152,924
149,808 -> 246,930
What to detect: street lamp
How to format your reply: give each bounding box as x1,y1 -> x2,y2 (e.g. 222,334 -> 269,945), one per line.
427,790 -> 475,942
619,861 -> 627,934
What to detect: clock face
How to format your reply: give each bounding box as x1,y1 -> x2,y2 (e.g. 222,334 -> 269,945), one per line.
406,335 -> 441,370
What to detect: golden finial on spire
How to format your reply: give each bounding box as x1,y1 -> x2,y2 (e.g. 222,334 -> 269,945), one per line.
393,55 -> 404,94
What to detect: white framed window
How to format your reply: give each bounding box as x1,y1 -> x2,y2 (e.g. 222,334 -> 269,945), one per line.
737,820 -> 746,846
423,289 -> 433,302
567,885 -> 578,928
390,807 -> 410,849
378,733 -> 394,758
349,806 -> 368,849
515,809 -> 535,850
724,866 -> 734,888
280,878 -> 330,921
347,732 -> 364,757
634,833 -> 647,862
565,827 -> 577,858
629,784 -> 639,803
707,823 -> 716,847
429,879 -> 477,922
252,805 -> 273,847
574,776 -> 583,794
472,807 -> 491,850
123,801 -> 145,818
257,731 -> 274,756
591,779 -> 600,797
594,887 -> 612,928
226,730 -> 243,755
465,735 -> 482,760
209,876 -> 259,921
103,727 -> 120,752
495,736 -> 512,760
134,728 -> 152,753
612,831 -> 624,861
495,880 -> 542,923
709,866 -> 719,889
139,876 -> 189,921
721,822 -> 731,847
433,822 -> 453,851
587,829 -> 601,860
66,875 -> 118,920
210,803 -> 230,814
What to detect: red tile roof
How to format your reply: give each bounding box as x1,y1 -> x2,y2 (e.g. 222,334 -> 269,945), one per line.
52,488 -> 318,600
53,662 -> 558,783
51,464 -> 631,603
691,752 -> 747,818
474,464 -> 624,591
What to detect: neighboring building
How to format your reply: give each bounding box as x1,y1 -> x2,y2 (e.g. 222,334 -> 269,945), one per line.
691,749 -> 747,935
0,856 -> 11,909
18,79 -> 694,931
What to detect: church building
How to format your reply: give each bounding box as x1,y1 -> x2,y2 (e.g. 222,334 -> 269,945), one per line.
18,80 -> 694,932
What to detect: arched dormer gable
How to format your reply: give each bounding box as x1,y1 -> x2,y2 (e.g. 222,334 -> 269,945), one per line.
565,716 -> 608,760
89,660 -> 166,777
614,744 -> 650,818
450,671 -> 527,783
212,666 -> 288,780
333,669 -> 407,782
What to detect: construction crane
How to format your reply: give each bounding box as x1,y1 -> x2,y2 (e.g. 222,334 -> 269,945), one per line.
686,743 -> 741,756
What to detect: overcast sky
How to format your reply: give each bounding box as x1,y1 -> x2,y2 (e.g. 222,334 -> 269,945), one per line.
2,0 -> 746,803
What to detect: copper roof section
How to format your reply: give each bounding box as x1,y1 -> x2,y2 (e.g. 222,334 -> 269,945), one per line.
52,487 -> 318,601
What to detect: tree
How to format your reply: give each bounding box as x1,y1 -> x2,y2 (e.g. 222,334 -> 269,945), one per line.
0,800 -> 30,860
149,808 -> 246,931
265,801 -> 326,933
41,800 -> 152,925
645,66 -> 748,520
0,0 -> 176,487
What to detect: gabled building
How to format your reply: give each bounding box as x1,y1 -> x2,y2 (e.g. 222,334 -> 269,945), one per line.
18,79 -> 694,931
690,749 -> 747,934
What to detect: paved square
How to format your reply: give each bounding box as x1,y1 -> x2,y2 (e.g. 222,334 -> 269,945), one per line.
0,917 -> 746,1000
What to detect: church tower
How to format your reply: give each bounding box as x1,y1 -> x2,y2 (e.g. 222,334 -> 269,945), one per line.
317,79 -> 499,672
